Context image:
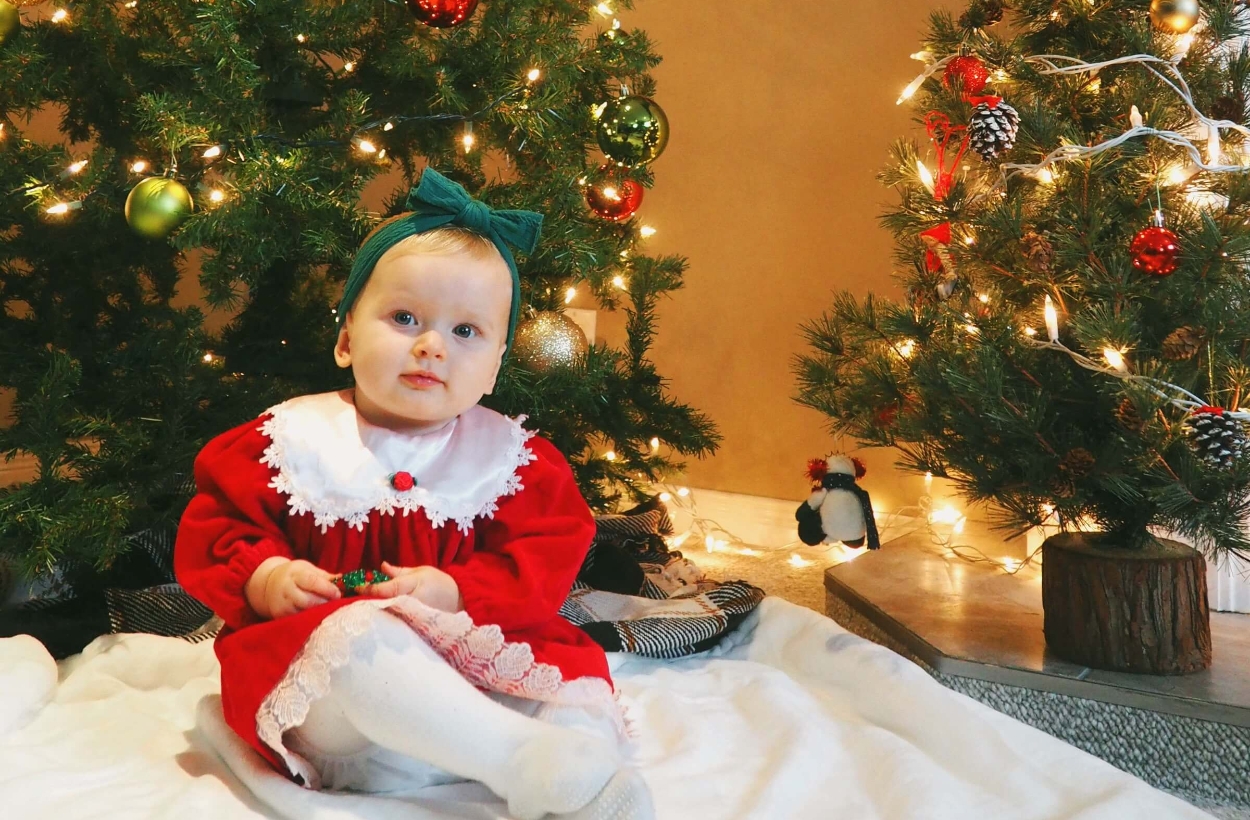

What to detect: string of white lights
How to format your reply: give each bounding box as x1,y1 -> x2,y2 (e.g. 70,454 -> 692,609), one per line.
1001,53 -> 1250,181
1024,337 -> 1250,421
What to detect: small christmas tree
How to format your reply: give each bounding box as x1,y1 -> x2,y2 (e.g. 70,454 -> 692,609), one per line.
796,1 -> 1250,672
0,0 -> 717,591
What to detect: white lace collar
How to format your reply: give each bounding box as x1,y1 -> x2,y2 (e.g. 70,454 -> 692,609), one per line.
258,390 -> 537,533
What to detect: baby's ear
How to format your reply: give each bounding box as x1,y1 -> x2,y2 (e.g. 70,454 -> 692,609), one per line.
484,342 -> 507,395
333,321 -> 352,368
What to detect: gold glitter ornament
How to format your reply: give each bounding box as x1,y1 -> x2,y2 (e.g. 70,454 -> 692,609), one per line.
125,177 -> 193,239
1149,0 -> 1200,34
512,312 -> 588,373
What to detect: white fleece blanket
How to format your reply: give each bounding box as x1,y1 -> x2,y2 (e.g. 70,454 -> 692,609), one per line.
0,598 -> 1209,819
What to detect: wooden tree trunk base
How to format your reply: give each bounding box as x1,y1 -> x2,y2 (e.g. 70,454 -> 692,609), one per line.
1041,533 -> 1212,675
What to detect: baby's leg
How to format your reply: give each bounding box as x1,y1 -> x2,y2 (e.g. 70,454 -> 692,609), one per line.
324,606 -> 631,819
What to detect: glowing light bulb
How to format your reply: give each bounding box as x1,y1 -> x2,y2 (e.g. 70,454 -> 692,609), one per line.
296,34 -> 307,43
965,324 -> 980,335
896,338 -> 916,358
916,160 -> 936,194
461,127 -> 475,153
1002,557 -> 1019,572
659,492 -> 672,502
897,74 -> 926,105
527,68 -> 541,82
964,235 -> 976,245
978,293 -> 990,303
924,471 -> 933,487
1036,167 -> 1055,185
639,225 -> 657,238
612,275 -> 626,289
650,437 -> 660,450
564,286 -> 577,304
1024,326 -> 1038,337
209,189 -> 225,203
202,145 -> 223,159
930,505 -> 962,525
909,50 -> 932,62
1043,294 -> 1059,342
202,353 -> 214,363
356,139 -> 377,154
343,61 -> 356,72
52,9 -> 69,23
1164,162 -> 1195,187
604,450 -> 617,461
1130,105 -> 1144,128
1102,347 -> 1128,372
383,122 -> 395,131
46,202 -> 72,215
601,185 -> 620,201
67,160 -> 88,174
677,487 -> 690,497
596,2 -> 613,16
789,553 -> 814,568
130,160 -> 148,173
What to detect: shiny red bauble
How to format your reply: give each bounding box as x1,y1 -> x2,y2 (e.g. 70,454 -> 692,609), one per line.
1130,226 -> 1180,276
943,55 -> 990,97
584,166 -> 644,222
405,0 -> 478,28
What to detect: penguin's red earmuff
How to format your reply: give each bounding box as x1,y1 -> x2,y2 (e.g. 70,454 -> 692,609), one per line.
806,457 -> 829,483
851,457 -> 867,479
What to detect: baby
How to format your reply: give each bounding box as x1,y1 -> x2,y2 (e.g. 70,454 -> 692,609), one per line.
175,168 -> 653,820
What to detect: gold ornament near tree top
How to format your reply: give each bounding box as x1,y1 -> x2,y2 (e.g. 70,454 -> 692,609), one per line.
125,177 -> 193,239
0,0 -> 20,47
512,311 -> 588,373
1149,0 -> 1200,34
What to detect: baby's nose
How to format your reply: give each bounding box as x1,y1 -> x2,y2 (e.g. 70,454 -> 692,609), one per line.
413,330 -> 446,359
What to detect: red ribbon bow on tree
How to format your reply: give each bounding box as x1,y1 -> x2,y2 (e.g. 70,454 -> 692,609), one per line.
923,111 -> 970,201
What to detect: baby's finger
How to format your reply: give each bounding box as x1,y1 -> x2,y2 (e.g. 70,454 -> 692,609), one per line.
368,575 -> 417,598
291,590 -> 329,611
298,574 -> 342,600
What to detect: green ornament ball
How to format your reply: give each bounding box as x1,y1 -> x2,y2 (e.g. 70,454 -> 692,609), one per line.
595,95 -> 669,167
125,177 -> 193,239
0,1 -> 20,47
1149,0 -> 1199,34
512,312 -> 588,373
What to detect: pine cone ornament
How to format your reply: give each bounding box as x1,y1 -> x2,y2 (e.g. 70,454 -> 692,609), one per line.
1211,94 -> 1245,124
1161,326 -> 1206,360
1049,474 -> 1076,499
1184,407 -> 1247,469
959,0 -> 1006,29
970,99 -> 1020,162
1116,397 -> 1145,433
1021,230 -> 1054,273
1059,447 -> 1096,477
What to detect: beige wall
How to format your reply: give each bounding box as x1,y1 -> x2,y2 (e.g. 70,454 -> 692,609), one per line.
611,1 -> 953,512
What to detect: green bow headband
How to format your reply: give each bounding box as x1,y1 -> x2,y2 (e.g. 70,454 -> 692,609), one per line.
336,167 -> 543,353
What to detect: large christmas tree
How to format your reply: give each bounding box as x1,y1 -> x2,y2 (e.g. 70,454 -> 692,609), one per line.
796,0 -> 1250,562
0,0 -> 717,590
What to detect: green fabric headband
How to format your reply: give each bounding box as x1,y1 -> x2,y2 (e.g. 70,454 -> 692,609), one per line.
336,167 -> 543,353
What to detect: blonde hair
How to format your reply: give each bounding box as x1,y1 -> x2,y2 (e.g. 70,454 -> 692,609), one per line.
365,218 -> 502,267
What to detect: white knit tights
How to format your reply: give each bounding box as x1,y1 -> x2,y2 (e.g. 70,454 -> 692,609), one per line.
286,607 -> 652,820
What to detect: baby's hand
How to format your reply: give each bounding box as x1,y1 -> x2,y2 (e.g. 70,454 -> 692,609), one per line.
370,562 -> 462,612
247,558 -> 341,620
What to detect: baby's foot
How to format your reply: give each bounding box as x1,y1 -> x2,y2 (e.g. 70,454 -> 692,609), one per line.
559,767 -> 655,820
503,728 -> 621,820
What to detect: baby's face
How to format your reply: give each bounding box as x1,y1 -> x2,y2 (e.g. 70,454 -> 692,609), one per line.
334,248 -> 512,433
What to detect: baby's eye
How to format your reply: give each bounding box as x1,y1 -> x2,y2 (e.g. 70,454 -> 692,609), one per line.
392,311 -> 416,327
453,324 -> 477,339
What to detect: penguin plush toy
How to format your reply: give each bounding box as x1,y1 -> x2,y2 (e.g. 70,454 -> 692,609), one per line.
795,455 -> 881,549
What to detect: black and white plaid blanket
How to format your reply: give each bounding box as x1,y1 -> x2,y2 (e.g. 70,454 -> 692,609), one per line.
2,495 -> 766,661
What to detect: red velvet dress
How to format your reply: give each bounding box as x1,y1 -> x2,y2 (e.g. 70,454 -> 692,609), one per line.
175,390 -> 617,787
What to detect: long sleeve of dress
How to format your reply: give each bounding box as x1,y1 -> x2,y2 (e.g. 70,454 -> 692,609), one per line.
175,417 -> 295,630
444,435 -> 595,634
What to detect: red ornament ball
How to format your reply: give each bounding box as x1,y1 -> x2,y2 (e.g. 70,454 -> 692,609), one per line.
390,471 -> 416,491
405,0 -> 478,27
943,55 -> 990,97
584,165 -> 644,222
1130,226 -> 1180,276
